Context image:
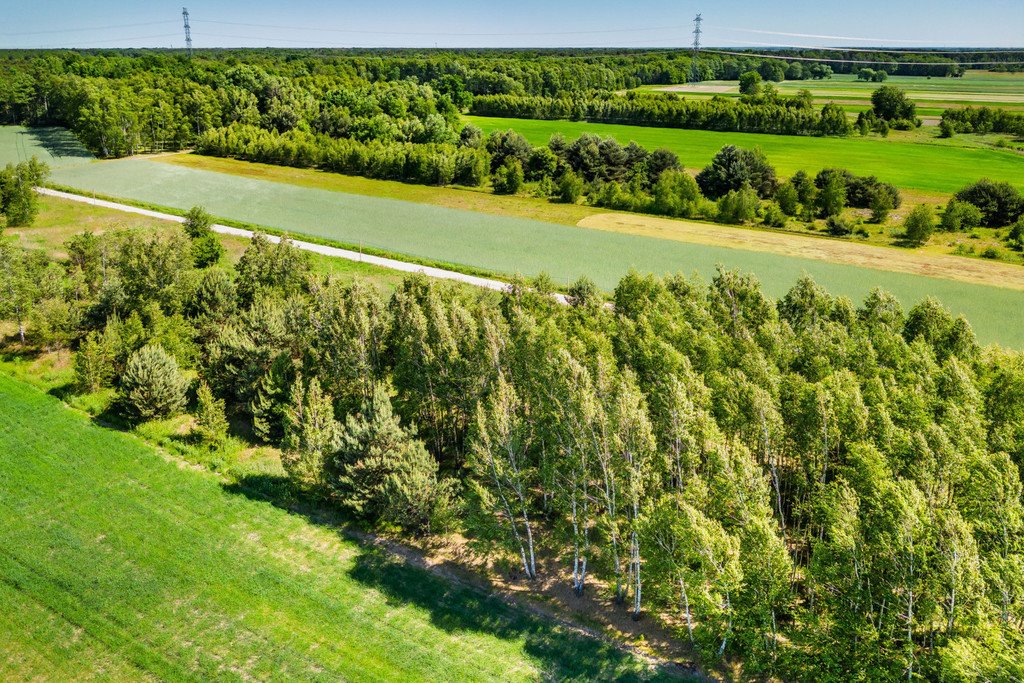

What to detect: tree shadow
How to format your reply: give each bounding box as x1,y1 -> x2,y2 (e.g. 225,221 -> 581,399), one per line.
22,127 -> 94,163
222,474 -> 694,682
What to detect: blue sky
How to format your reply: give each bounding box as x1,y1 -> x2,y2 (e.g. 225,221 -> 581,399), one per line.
4,1 -> 1023,49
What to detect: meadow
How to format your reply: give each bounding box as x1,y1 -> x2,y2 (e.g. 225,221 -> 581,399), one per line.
0,372 -> 671,681
466,115 -> 1024,197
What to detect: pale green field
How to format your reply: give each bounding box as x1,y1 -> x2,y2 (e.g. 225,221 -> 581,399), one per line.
4,126 -> 1024,347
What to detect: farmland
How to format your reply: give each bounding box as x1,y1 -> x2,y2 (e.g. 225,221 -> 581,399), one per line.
466,115 -> 1024,197
40,153 -> 1024,346
639,71 -> 1024,117
0,373 -> 668,681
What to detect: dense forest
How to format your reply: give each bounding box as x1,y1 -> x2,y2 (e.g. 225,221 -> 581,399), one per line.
3,174 -> 1024,679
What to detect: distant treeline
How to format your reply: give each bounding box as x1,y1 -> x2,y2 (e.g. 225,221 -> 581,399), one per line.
471,92 -> 853,136
942,106 -> 1024,136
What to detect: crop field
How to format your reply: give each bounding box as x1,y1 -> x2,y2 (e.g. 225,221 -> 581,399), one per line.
0,373 -> 668,681
36,152 -> 1024,347
640,71 -> 1024,117
0,125 -> 94,169
466,115 -> 1024,197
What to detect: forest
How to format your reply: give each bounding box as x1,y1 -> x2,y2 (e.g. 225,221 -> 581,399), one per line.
2,169 -> 1024,680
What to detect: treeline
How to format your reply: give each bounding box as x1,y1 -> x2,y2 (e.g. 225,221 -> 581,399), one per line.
2,217 -> 1024,681
941,106 -> 1024,136
196,124 -> 489,187
471,92 -> 853,136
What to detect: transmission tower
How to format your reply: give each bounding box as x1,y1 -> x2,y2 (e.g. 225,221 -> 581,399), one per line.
691,13 -> 702,83
182,7 -> 193,58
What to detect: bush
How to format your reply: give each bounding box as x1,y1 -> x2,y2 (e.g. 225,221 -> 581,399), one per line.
191,233 -> 224,268
940,199 -> 984,232
869,192 -> 894,223
903,204 -> 936,245
74,330 -> 116,393
826,215 -> 856,236
119,344 -> 189,422
557,168 -> 584,203
775,182 -> 799,216
193,381 -> 229,448
939,119 -> 955,138
183,206 -> 213,238
717,184 -> 760,224
762,202 -> 786,227
492,158 -> 524,195
817,173 -> 847,218
954,179 -> 1024,227
651,170 -> 702,217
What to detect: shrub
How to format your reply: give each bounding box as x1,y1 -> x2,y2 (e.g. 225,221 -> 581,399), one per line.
940,200 -> 984,232
74,330 -> 116,393
775,182 -> 799,216
826,215 -> 856,236
557,168 -> 584,204
651,170 -> 702,217
939,119 -> 955,138
903,204 -> 936,245
193,381 -> 229,448
492,158 -> 524,195
954,179 -> 1024,227
762,202 -> 786,228
817,173 -> 847,218
119,344 -> 189,422
869,192 -> 894,223
717,184 -> 760,224
183,206 -> 213,238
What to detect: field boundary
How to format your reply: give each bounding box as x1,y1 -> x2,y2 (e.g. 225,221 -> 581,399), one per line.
37,187 -> 570,304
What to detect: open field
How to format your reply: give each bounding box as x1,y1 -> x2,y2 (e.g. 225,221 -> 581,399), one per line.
0,372 -> 669,681
639,71 -> 1024,117
41,155 -> 1024,347
0,126 -> 94,169
160,154 -> 1024,286
467,115 -> 1024,197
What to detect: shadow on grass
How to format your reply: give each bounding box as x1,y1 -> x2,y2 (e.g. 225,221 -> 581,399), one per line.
23,127 -> 94,163
223,473 -> 694,682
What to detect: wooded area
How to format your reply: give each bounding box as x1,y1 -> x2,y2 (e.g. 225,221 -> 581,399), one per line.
2,204 -> 1024,679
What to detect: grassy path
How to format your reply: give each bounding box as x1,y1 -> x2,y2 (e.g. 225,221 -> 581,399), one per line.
0,373 -> 669,681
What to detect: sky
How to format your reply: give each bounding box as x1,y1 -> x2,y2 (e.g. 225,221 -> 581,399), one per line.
3,1 -> 1023,50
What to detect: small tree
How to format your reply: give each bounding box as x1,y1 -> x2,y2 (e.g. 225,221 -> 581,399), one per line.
0,158 -> 49,228
775,183 -> 799,216
904,204 -> 936,245
193,381 -> 229,448
74,329 -> 116,392
558,168 -> 584,204
739,71 -> 763,96
940,200 -> 984,233
182,206 -> 223,268
717,184 -> 760,224
119,344 -> 189,423
869,191 -> 894,223
817,173 -> 847,218
492,157 -> 524,195
282,375 -> 341,496
183,206 -> 213,238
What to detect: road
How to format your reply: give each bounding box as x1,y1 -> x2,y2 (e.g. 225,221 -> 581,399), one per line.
37,187 -> 570,304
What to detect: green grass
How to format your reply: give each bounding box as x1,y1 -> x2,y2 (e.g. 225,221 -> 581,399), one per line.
466,115 -> 1024,197
0,126 -> 94,169
0,372 -> 673,681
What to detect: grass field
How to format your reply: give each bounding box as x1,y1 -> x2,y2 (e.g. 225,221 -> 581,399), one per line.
639,71 -> 1024,117
466,115 -> 1024,197
0,372 -> 672,681
0,126 -> 94,169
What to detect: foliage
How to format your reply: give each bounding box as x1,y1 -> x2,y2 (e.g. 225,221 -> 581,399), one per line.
871,85 -> 917,122
193,380 -> 229,448
940,199 -> 984,232
903,204 -> 936,245
696,145 -> 778,200
954,178 -> 1024,227
0,158 -> 48,227
118,344 -> 189,422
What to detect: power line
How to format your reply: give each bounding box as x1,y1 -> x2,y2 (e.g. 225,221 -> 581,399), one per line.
0,20 -> 177,37
193,18 -> 692,37
22,34 -> 182,50
703,49 -> 1024,66
705,25 -> 936,44
724,40 -> 1024,54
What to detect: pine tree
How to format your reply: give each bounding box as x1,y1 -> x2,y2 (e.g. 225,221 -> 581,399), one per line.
193,381 -> 229,447
282,374 -> 341,495
119,344 -> 189,422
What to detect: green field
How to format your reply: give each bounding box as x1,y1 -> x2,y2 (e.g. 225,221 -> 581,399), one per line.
638,71 -> 1024,116
467,115 -> 1024,197
0,126 -> 95,169
0,373 -> 669,681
